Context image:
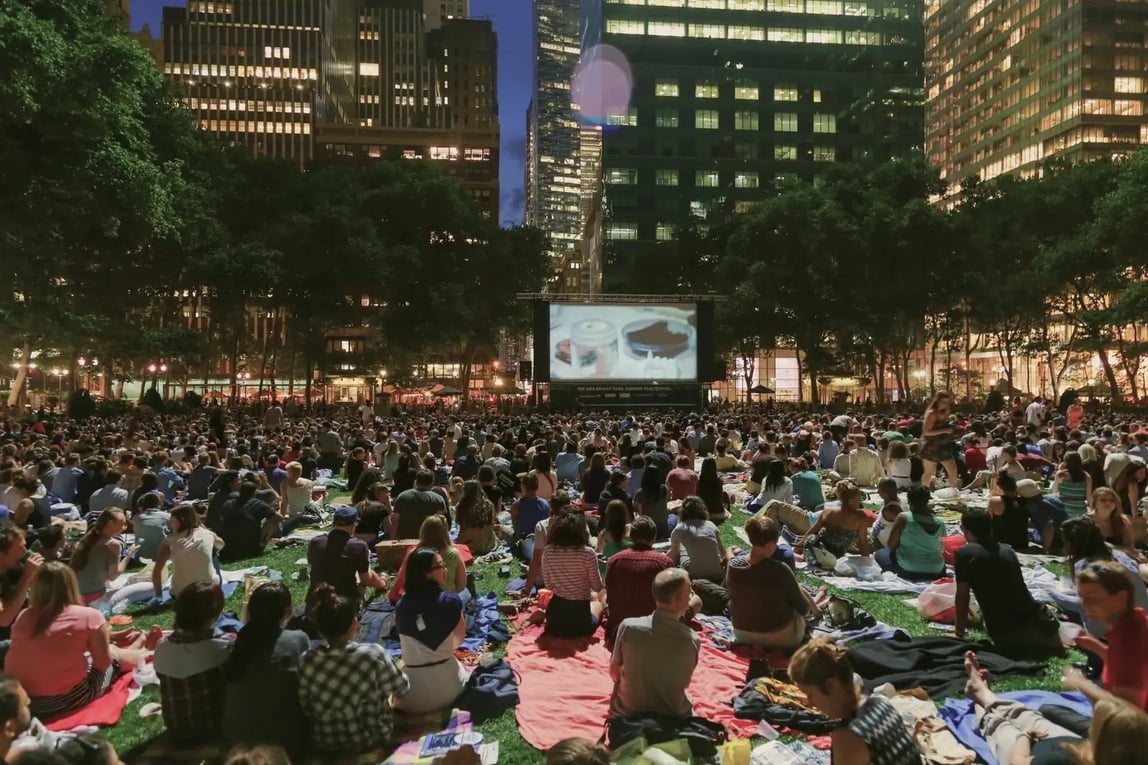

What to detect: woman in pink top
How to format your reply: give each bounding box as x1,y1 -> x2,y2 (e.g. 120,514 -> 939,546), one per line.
4,562 -> 156,720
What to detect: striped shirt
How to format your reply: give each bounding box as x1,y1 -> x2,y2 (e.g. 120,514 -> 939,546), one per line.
1057,478 -> 1089,517
542,546 -> 602,601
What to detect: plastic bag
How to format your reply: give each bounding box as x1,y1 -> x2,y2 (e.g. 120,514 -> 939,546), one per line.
915,578 -> 977,624
833,554 -> 882,581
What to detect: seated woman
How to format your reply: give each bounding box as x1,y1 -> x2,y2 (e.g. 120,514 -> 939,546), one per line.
354,481 -> 391,545
455,480 -> 498,556
1053,450 -> 1092,519
875,485 -> 946,581
1089,487 -> 1133,549
388,516 -> 468,605
154,583 -> 230,742
751,460 -> 795,511
300,584 -> 409,757
153,502 -> 223,600
542,512 -> 604,638
634,465 -> 673,541
724,516 -> 815,648
395,547 -> 470,713
595,499 -> 631,560
132,493 -> 170,560
581,453 -> 611,507
790,638 -> 922,765
71,508 -> 138,603
668,496 -> 726,585
511,473 -> 551,562
5,562 -> 154,720
224,581 -> 310,757
795,482 -> 873,562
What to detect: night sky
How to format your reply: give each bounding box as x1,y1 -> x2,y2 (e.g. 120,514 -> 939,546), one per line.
131,0 -> 534,227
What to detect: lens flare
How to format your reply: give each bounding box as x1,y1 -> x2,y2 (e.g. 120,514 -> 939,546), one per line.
571,44 -> 633,126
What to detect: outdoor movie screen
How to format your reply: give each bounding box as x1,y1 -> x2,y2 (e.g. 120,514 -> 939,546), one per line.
548,303 -> 698,382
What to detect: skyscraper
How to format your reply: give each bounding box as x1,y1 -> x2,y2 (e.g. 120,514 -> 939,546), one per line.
527,0 -> 585,260
925,0 -> 1148,199
593,0 -> 924,290
162,1 -> 326,163
423,0 -> 468,30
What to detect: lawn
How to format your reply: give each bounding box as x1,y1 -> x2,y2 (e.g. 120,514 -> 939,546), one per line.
106,497 -> 1078,764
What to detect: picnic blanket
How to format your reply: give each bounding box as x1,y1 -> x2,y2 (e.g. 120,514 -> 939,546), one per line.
807,571 -> 933,595
45,673 -> 136,732
938,691 -> 1091,765
849,635 -> 1046,700
383,708 -> 473,764
359,593 -> 509,654
507,623 -> 757,751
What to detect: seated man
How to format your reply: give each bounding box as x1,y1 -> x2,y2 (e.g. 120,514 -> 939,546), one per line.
308,506 -> 387,603
723,516 -> 817,649
1074,559 -> 1148,710
609,568 -> 700,719
713,440 -> 745,472
833,435 -> 884,487
954,507 -> 1061,658
790,458 -> 825,509
602,516 -> 674,647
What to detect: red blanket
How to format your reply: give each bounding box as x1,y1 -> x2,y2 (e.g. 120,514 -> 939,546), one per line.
45,672 -> 135,732
508,623 -> 757,751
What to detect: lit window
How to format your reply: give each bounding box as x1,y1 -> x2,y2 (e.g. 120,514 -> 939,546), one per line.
648,21 -> 686,36
655,108 -> 680,127
696,170 -> 720,187
1115,99 -> 1143,116
605,107 -> 639,126
688,0 -> 725,6
606,19 -> 645,34
689,24 -> 726,38
656,224 -> 675,241
813,145 -> 836,161
845,30 -> 880,44
774,86 -> 798,101
735,111 -> 759,130
813,112 -> 836,133
774,145 -> 797,159
768,28 -> 803,42
429,146 -> 459,160
695,109 -> 720,129
696,81 -> 720,98
359,63 -> 379,76
844,0 -> 868,13
729,0 -> 765,8
656,169 -> 679,186
655,79 -> 680,97
734,172 -> 759,188
807,0 -> 842,12
647,0 -> 685,5
606,168 -> 639,184
774,113 -> 798,132
813,89 -> 823,102
735,81 -> 759,100
728,26 -> 765,40
606,223 -> 639,240
689,200 -> 708,219
807,29 -> 842,43
1115,76 -> 1143,93
767,0 -> 802,9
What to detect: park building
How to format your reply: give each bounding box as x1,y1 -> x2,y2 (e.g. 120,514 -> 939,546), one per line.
925,0 -> 1148,200
589,0 -> 925,290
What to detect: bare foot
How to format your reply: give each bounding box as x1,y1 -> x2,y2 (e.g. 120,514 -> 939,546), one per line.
963,651 -> 991,698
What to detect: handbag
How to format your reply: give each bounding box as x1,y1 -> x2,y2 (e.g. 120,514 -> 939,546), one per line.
604,714 -> 727,758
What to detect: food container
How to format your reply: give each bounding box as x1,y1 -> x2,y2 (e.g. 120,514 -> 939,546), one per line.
621,318 -> 693,361
569,319 -> 619,376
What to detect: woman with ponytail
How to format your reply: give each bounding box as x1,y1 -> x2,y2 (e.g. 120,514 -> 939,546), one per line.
299,584 -> 408,756
790,638 -> 923,764
71,508 -> 137,603
224,582 -> 309,757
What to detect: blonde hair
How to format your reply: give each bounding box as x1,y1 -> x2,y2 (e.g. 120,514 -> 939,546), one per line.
418,515 -> 451,552
71,507 -> 125,572
835,480 -> 862,508
1067,697 -> 1148,764
1078,443 -> 1098,463
789,637 -> 854,692
285,461 -> 302,478
30,562 -> 83,635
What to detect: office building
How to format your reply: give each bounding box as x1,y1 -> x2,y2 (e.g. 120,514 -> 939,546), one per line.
526,0 -> 585,259
162,1 -> 325,163
316,0 -> 499,219
424,0 -> 468,30
593,0 -> 924,290
925,0 -> 1148,198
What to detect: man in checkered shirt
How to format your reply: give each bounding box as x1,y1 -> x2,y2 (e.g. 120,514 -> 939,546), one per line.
300,604 -> 410,755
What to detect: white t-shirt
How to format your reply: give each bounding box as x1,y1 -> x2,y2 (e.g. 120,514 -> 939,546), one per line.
154,633 -> 231,679
283,479 -> 315,517
1026,402 -> 1045,426
166,526 -> 220,597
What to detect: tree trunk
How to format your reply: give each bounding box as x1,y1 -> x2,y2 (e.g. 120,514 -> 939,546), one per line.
304,358 -> 314,412
870,349 -> 884,405
741,352 -> 755,403
1098,347 -> 1122,402
229,331 -> 240,403
6,341 -> 31,408
795,350 -> 804,405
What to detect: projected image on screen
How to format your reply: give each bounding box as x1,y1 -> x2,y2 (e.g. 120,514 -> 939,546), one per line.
549,304 -> 698,381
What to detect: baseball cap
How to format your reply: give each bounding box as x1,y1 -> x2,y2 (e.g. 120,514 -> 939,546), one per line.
332,505 -> 358,525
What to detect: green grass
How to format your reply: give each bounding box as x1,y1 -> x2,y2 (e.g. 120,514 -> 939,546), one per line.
105,499 -> 1076,763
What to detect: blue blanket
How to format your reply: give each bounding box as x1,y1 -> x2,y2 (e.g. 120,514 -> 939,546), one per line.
359,592 -> 508,654
938,690 -> 1091,765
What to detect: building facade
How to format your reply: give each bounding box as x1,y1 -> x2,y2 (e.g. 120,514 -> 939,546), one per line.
527,0 -> 586,260
162,1 -> 325,163
593,0 -> 924,290
423,0 -> 468,30
925,0 -> 1148,198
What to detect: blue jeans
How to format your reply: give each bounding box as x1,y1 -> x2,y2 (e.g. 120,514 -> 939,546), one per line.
875,547 -> 944,582
657,513 -> 678,542
520,534 -> 536,563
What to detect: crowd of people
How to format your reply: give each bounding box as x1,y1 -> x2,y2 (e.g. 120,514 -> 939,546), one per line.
0,391 -> 1144,762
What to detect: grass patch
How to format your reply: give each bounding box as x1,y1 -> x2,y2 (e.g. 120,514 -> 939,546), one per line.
105,501 -> 1074,763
